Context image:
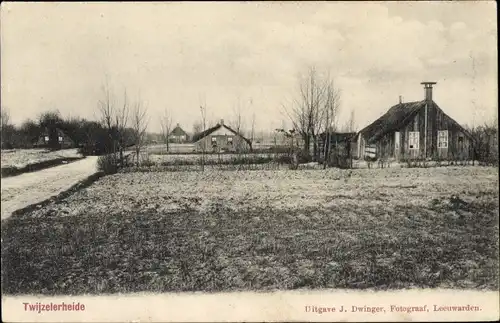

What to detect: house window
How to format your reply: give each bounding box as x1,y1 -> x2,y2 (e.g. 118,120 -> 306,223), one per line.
211,137 -> 217,146
408,131 -> 419,150
437,130 -> 448,148
44,136 -> 49,142
58,136 -> 63,142
227,137 -> 233,145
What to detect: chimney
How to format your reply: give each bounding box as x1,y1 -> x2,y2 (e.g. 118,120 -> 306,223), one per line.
421,81 -> 437,101
399,95 -> 403,104
220,119 -> 224,125
176,123 -> 180,127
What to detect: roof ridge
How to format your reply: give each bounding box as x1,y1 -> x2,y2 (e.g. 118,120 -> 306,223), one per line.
191,123 -> 252,145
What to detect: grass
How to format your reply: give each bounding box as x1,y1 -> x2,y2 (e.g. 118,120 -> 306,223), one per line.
0,148 -> 82,169
1,167 -> 498,295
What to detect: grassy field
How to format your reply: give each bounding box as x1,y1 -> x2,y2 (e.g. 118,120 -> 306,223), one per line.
145,153 -> 279,167
0,148 -> 82,169
145,144 -> 195,154
1,166 -> 498,295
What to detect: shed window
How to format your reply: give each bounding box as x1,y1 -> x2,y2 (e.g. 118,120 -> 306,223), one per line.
437,130 -> 448,148
408,132 -> 419,150
211,137 -> 217,143
227,137 -> 233,144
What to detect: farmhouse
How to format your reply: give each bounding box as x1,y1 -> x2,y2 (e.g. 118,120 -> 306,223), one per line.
191,119 -> 252,153
169,124 -> 189,143
34,127 -> 75,149
357,82 -> 474,161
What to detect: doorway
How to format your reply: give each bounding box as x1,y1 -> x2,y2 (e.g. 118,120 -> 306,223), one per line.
394,131 -> 400,160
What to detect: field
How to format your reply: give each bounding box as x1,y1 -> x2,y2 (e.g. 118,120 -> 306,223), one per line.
145,144 -> 195,154
0,148 -> 82,169
1,166 -> 498,295
146,152 -> 279,165
144,143 -> 290,155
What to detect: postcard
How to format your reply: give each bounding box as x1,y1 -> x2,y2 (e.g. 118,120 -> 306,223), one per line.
1,1 -> 498,322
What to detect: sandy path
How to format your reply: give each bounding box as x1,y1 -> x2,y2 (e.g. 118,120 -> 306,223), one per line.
1,156 -> 98,220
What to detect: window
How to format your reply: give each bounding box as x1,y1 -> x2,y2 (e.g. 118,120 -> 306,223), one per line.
394,132 -> 400,150
44,136 -> 49,142
437,130 -> 448,148
211,137 -> 217,146
408,132 -> 419,150
58,136 -> 63,142
227,137 -> 233,145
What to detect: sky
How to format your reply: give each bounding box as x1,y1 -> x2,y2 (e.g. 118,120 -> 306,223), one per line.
1,1 -> 497,134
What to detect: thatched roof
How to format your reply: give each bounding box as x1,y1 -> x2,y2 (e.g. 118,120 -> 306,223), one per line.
191,123 -> 251,146
358,101 -> 425,143
358,100 -> 475,144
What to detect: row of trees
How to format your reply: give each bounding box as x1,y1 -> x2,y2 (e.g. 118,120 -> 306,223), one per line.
1,81 -> 151,167
96,82 -> 149,166
4,68 -> 494,169
0,106 -> 136,154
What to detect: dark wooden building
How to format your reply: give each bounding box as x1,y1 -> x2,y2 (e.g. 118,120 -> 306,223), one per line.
357,82 -> 474,161
318,132 -> 357,168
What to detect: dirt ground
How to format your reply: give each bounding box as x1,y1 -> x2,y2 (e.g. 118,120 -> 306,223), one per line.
2,166 -> 498,294
1,156 -> 98,219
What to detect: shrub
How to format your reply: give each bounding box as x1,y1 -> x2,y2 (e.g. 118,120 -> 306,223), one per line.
97,154 -> 118,174
400,157 -> 414,168
297,151 -> 312,163
140,158 -> 156,167
274,154 -> 292,164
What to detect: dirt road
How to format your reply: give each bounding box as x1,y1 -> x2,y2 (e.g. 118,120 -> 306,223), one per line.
1,156 -> 98,220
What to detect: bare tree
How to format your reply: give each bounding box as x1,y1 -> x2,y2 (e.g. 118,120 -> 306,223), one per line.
131,99 -> 149,166
97,81 -> 115,140
97,81 -> 130,163
340,108 -> 356,133
231,98 -> 245,152
160,108 -> 173,152
192,121 -> 202,137
323,78 -> 341,168
97,81 -> 118,158
199,103 -> 207,171
282,66 -> 338,161
116,89 -> 129,162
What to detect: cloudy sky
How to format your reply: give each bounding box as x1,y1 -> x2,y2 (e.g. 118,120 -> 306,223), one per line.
1,1 -> 497,134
